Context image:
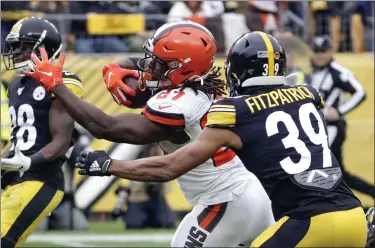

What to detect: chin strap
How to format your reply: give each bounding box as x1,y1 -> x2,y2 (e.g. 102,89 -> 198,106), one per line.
14,60 -> 34,74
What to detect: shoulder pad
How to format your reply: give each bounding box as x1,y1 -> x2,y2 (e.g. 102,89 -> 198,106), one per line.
142,103 -> 185,130
206,97 -> 237,128
143,88 -> 211,129
143,89 -> 186,130
299,84 -> 325,109
59,71 -> 84,98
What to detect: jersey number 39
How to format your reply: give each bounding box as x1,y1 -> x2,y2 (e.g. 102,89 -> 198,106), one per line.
9,104 -> 37,151
266,103 -> 331,174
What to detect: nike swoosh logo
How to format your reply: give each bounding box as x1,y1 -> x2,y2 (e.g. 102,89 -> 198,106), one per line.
158,105 -> 172,110
39,71 -> 52,76
107,72 -> 113,88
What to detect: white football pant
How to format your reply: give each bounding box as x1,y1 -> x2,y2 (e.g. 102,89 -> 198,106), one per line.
171,177 -> 275,247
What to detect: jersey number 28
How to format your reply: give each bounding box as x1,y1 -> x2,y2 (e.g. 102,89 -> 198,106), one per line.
266,103 -> 331,174
9,104 -> 37,151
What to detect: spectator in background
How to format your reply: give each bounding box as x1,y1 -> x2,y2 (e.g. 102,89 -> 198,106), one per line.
167,1 -> 224,25
247,1 -> 279,34
126,1 -> 172,52
1,1 -> 30,45
326,1 -> 366,52
29,1 -> 70,30
309,1 -> 367,52
362,1 -> 374,51
68,1 -> 130,53
220,1 -> 251,53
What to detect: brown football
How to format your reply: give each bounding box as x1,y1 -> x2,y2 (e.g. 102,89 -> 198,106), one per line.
122,76 -> 152,109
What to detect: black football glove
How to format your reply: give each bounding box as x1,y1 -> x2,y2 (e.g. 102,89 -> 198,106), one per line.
75,151 -> 112,176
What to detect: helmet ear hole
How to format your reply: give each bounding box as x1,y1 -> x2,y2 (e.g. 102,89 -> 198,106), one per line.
201,38 -> 207,47
245,39 -> 250,47
180,71 -> 193,76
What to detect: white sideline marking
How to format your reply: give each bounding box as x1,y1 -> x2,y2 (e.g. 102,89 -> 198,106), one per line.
49,241 -> 92,247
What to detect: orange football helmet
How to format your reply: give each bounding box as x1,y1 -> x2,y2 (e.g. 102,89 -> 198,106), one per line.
138,20 -> 217,89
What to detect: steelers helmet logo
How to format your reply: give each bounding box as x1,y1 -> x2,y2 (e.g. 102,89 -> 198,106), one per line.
274,52 -> 280,60
33,86 -> 46,101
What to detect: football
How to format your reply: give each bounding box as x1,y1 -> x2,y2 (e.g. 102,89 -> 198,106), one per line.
122,76 -> 152,109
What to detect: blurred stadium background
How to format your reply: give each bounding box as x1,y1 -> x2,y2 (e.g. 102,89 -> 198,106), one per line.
1,1 -> 374,247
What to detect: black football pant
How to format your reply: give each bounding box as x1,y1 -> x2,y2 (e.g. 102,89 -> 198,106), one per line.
327,121 -> 375,198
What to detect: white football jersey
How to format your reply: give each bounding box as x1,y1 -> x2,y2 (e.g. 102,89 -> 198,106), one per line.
143,87 -> 255,205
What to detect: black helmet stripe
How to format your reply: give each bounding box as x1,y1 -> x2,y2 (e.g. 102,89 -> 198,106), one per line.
255,31 -> 275,76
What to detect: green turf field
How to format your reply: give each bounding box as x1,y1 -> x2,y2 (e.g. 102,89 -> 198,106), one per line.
24,221 -> 175,247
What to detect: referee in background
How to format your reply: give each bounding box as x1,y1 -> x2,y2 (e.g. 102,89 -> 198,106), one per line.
310,35 -> 375,199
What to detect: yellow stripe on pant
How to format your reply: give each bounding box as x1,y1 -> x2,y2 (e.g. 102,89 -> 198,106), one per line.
251,207 -> 367,247
1,181 -> 64,247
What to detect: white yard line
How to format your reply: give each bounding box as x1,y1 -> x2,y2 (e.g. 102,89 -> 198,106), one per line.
27,233 -> 173,243
48,241 -> 93,247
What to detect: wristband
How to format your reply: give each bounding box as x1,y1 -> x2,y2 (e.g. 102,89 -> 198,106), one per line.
30,152 -> 46,167
102,159 -> 112,175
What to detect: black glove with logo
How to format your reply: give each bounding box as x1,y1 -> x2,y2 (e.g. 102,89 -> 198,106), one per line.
75,151 -> 112,176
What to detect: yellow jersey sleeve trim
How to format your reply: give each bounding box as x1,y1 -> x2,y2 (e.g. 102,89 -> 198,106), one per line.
51,79 -> 84,98
319,95 -> 325,108
206,111 -> 236,127
211,104 -> 235,109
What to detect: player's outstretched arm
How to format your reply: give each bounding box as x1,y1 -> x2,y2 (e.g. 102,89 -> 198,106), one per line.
25,48 -> 170,144
76,128 -> 242,181
51,84 -> 170,144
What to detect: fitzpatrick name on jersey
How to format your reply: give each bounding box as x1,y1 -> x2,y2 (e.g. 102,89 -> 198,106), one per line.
245,85 -> 321,113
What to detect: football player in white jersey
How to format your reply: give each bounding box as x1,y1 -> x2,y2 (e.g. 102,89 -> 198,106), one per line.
25,21 -> 274,247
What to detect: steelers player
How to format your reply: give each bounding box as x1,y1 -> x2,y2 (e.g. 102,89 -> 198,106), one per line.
75,32 -> 367,247
1,81 -> 11,152
1,17 -> 83,247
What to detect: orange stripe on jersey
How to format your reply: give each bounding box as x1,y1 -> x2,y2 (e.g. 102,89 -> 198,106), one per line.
199,204 -> 221,230
200,113 -> 237,167
142,108 -> 185,127
213,148 -> 237,167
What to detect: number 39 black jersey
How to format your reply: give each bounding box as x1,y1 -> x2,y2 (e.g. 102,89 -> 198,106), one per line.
6,72 -> 83,190
206,83 -> 361,220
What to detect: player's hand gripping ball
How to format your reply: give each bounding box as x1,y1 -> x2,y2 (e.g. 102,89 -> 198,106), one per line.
102,63 -> 152,109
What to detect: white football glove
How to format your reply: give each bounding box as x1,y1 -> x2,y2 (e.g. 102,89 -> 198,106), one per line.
1,146 -> 31,177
